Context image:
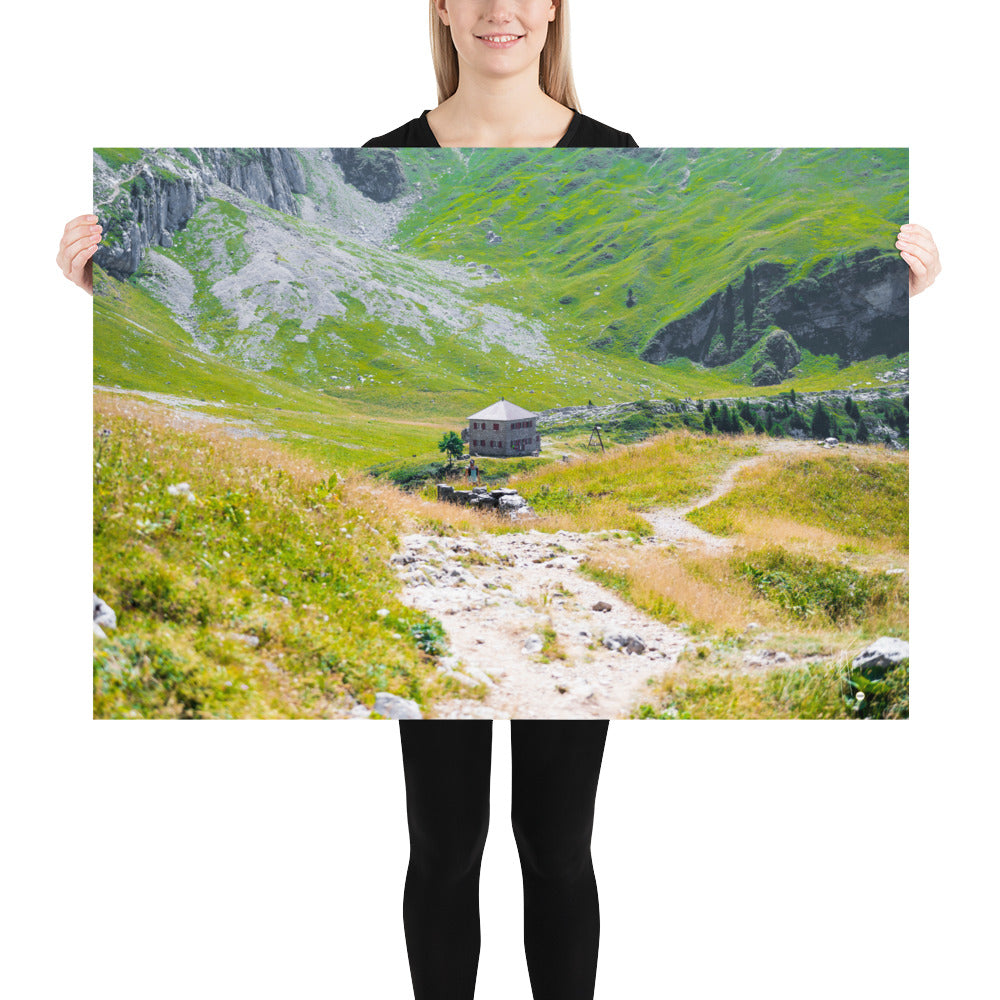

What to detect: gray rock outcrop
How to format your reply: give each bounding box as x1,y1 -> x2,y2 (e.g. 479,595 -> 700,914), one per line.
641,251 -> 907,368
750,328 -> 802,385
93,148 -> 309,280
329,149 -> 407,203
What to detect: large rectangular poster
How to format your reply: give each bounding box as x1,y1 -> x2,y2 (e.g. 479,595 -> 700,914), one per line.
93,147 -> 908,720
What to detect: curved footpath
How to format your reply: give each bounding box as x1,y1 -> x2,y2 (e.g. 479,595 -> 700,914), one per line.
394,440 -> 813,719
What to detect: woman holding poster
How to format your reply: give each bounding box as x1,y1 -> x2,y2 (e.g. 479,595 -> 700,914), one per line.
64,3 -> 940,1000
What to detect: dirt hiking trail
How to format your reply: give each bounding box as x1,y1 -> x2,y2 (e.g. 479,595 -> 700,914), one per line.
395,439 -> 812,719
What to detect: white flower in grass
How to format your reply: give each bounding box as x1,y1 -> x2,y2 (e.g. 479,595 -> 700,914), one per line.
376,609 -> 390,618
856,691 -> 865,701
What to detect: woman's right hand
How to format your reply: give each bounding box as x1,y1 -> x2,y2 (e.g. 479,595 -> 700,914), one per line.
56,215 -> 102,295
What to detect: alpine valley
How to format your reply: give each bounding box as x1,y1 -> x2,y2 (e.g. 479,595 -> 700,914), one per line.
92,148 -> 909,721
93,146 -> 908,471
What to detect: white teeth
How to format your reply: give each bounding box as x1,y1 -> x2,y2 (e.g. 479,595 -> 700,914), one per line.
482,34 -> 519,42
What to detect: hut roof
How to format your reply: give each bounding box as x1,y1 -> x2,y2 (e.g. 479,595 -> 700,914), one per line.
468,399 -> 537,421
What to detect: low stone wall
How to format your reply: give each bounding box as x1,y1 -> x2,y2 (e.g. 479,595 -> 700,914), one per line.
436,484 -> 534,519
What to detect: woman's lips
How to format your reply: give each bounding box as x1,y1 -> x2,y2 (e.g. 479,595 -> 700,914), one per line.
476,34 -> 524,49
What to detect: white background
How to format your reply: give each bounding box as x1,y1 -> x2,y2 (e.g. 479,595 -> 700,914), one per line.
2,1 -> 996,997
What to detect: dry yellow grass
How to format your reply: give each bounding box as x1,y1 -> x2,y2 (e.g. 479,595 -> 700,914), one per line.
95,392 -> 332,485
688,446 -> 908,548
728,515 -> 909,570
586,544 -> 779,633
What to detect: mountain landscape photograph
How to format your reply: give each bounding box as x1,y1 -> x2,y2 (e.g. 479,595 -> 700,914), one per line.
92,146 -> 910,720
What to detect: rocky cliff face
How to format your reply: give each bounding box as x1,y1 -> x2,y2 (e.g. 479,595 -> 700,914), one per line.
94,147 -> 411,280
199,148 -> 306,214
766,251 -> 908,360
93,148 -> 309,280
329,149 -> 407,203
640,250 -> 908,367
94,170 -> 201,279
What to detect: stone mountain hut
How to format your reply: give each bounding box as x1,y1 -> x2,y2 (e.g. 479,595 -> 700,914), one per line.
467,397 -> 540,458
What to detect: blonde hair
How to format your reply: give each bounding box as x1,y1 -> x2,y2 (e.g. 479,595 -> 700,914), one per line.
428,0 -> 580,109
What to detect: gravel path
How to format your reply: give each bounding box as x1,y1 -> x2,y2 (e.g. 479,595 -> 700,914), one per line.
394,530 -> 687,719
395,440 -> 820,719
640,439 -> 815,549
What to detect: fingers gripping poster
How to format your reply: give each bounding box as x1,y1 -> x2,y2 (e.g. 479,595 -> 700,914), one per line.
92,147 -> 909,721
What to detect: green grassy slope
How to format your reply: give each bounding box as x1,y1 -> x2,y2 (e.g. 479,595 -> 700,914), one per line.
395,147 -> 907,357
94,147 -> 908,466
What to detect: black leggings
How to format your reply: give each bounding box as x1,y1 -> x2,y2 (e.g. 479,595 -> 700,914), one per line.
399,719 -> 610,1000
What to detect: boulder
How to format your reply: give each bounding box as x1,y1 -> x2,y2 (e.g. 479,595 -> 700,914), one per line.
852,637 -> 909,679
603,633 -> 647,654
373,692 -> 423,720
93,593 -> 117,631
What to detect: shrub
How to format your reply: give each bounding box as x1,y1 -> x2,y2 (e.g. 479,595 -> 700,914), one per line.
734,548 -> 902,625
409,615 -> 449,656
845,658 -> 909,719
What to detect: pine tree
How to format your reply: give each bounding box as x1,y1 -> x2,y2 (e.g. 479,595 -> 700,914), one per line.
703,412 -> 714,434
709,400 -> 719,417
856,418 -> 869,443
721,285 -> 736,347
742,265 -> 756,330
790,387 -> 797,405
811,400 -> 831,438
696,399 -> 704,412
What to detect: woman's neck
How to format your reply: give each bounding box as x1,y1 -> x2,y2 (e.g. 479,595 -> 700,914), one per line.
427,74 -> 574,147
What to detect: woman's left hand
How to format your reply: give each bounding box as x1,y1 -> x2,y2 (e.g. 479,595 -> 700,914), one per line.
896,223 -> 941,297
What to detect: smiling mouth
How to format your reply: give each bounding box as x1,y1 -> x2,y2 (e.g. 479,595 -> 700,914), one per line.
476,33 -> 525,47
